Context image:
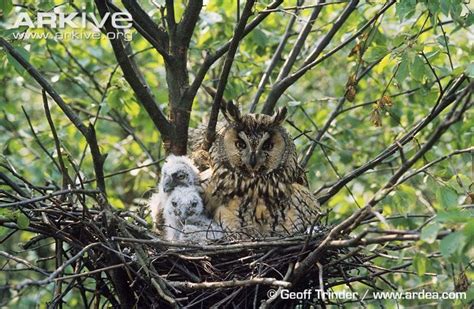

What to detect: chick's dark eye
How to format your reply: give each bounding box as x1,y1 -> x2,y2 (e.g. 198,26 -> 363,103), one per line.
172,201 -> 177,207
191,202 -> 197,208
235,140 -> 246,149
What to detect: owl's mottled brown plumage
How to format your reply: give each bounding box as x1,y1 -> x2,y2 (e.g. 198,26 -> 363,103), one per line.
201,102 -> 321,236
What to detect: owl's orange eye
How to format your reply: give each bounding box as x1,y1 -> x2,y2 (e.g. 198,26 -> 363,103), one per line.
235,140 -> 246,149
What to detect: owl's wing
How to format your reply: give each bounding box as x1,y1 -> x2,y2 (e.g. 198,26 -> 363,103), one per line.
289,183 -> 322,230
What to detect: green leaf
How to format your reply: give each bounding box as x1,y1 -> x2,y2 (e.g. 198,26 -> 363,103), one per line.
395,57 -> 410,83
16,212 -> 30,229
412,55 -> 426,81
396,0 -> 417,20
465,63 -> 474,78
0,0 -> 13,16
364,46 -> 388,63
413,254 -> 427,276
440,0 -> 451,17
436,187 -> 458,209
421,222 -> 441,244
463,220 -> 474,239
440,232 -> 465,259
6,46 -> 30,76
436,209 -> 471,224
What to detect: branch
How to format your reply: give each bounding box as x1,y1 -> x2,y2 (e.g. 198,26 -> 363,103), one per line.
0,189 -> 100,209
15,242 -> 101,290
262,0 -> 396,114
43,91 -> 73,188
249,2 -> 300,112
0,38 -> 108,195
176,0 -> 203,47
94,0 -> 174,140
204,0 -> 257,149
165,0 -> 176,31
182,0 -> 283,111
291,81 -> 472,283
168,277 -> 291,290
317,75 -> 468,205
275,0 -> 325,83
328,230 -> 451,248
121,0 -> 171,61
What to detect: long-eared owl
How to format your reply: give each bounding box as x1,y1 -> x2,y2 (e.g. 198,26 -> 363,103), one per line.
203,102 -> 321,236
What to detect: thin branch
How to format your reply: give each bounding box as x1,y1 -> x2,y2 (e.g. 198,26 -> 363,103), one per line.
94,0 -> 174,140
317,75 -> 468,204
204,0 -> 257,149
176,0 -> 203,47
120,0 -> 171,61
0,38 -> 108,195
262,0 -> 396,114
168,277 -> 291,290
182,0 -> 283,113
249,1 -> 301,112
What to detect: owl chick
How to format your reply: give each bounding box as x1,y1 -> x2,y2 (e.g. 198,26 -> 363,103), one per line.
149,155 -> 202,232
163,186 -> 223,242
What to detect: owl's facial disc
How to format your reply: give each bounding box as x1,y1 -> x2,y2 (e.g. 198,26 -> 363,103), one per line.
163,171 -> 189,192
236,131 -> 272,174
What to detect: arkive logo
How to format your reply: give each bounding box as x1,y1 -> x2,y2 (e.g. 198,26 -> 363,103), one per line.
11,11 -> 133,29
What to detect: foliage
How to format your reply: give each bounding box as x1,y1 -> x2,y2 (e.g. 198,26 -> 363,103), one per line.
0,0 -> 473,307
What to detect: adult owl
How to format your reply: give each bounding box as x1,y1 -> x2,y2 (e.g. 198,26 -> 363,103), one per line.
203,102 -> 321,236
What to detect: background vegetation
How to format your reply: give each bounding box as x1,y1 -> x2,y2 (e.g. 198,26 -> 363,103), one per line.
0,0 -> 472,307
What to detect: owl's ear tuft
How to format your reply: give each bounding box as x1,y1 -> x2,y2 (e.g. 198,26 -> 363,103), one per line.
221,101 -> 241,123
271,106 -> 287,125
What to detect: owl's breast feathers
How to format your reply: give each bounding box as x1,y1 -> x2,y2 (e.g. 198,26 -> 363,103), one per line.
204,160 -> 321,234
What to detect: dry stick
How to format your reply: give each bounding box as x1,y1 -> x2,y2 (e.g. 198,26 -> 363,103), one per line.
112,236 -> 307,250
168,277 -> 291,290
14,242 -> 100,289
204,0 -> 257,149
0,38 -> 107,195
259,262 -> 294,309
0,250 -> 50,276
0,189 -> 99,209
249,0 -> 301,112
43,90 -> 73,188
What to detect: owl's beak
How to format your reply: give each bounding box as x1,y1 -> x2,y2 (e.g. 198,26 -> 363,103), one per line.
249,152 -> 257,168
